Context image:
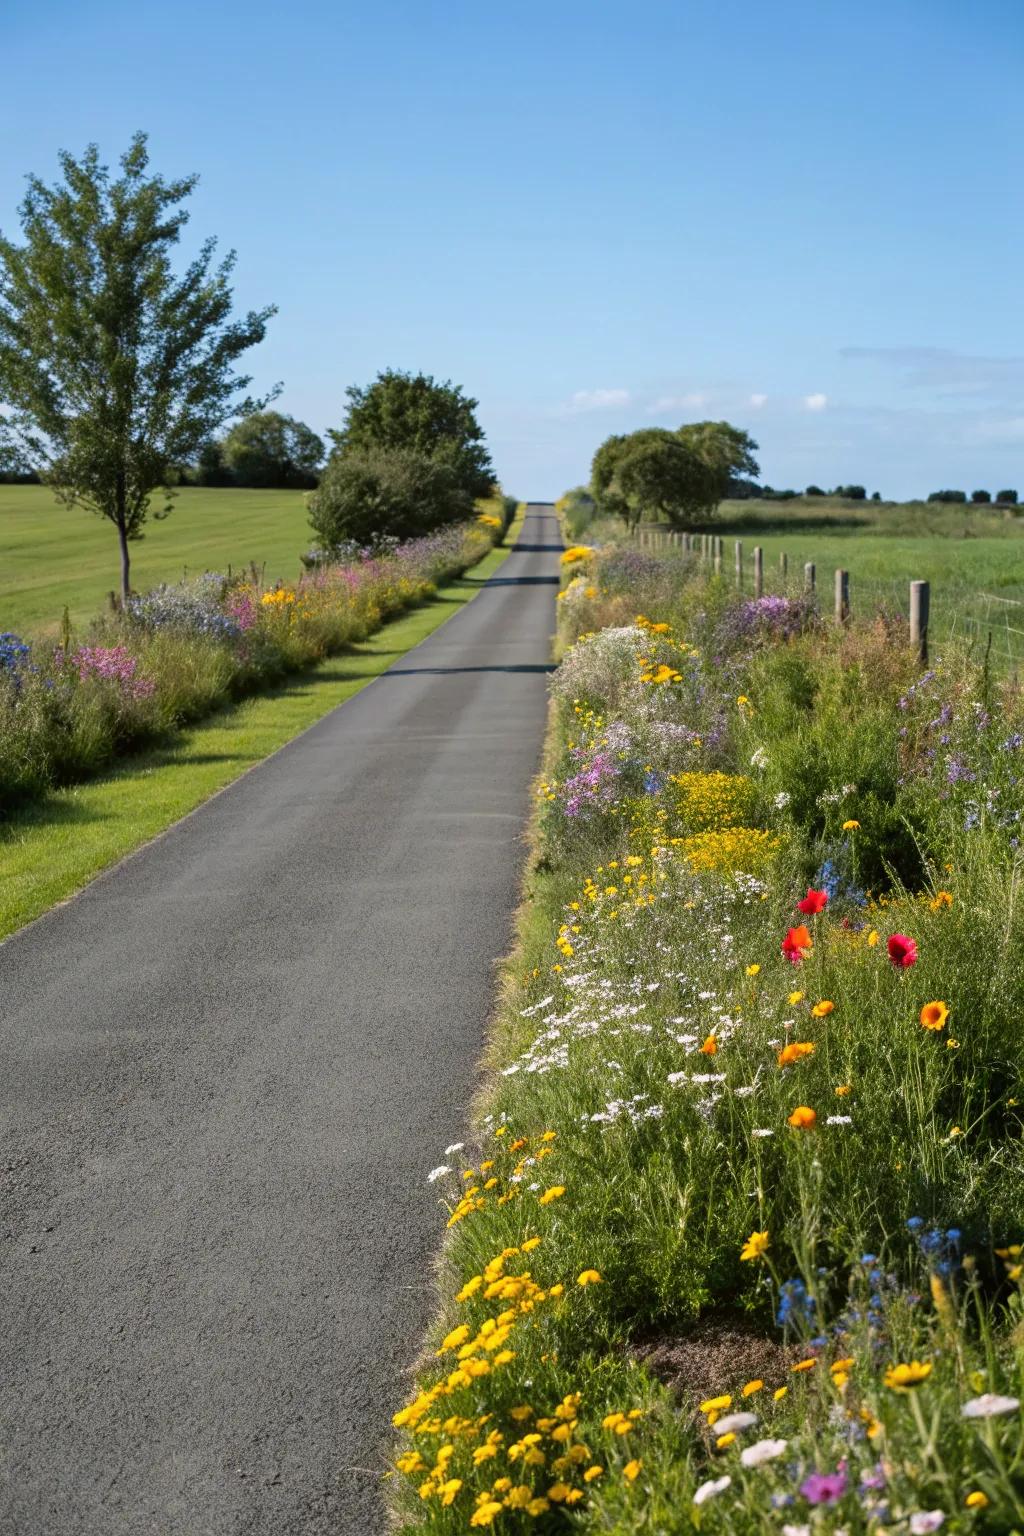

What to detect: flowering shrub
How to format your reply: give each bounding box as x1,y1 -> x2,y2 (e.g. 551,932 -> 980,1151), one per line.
126,574 -> 242,640
68,644 -> 155,701
393,523 -> 1024,1532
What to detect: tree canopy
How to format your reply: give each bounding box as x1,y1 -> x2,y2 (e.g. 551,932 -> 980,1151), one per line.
330,370 -> 494,501
308,446 -> 474,548
0,133 -> 275,597
590,417 -> 760,526
220,411 -> 323,489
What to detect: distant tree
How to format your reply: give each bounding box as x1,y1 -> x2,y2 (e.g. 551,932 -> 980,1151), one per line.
927,490 -> 967,504
836,485 -> 867,500
971,489 -> 992,504
308,445 -> 473,548
330,370 -> 493,500
221,410 -> 323,489
0,134 -> 276,600
871,491 -> 881,501
193,440 -> 232,487
678,420 -> 760,502
615,435 -> 719,527
996,489 -> 1018,504
805,484 -> 825,497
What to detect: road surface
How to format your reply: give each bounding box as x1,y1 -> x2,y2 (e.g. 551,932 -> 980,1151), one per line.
0,508 -> 561,1534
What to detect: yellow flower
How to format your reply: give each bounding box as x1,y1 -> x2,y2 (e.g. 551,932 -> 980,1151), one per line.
788,990 -> 805,1005
835,1083 -> 852,1096
470,1500 -> 503,1526
842,819 -> 860,831
577,1269 -> 602,1286
740,1229 -> 770,1262
885,1360 -> 933,1391
742,1379 -> 764,1397
791,1358 -> 817,1373
539,1186 -> 565,1205
930,890 -> 954,911
773,1386 -> 788,1401
438,1325 -> 470,1354
867,929 -> 880,946
716,1431 -> 737,1447
583,1464 -> 604,1481
920,1000 -> 949,1031
746,963 -> 761,976
966,1491 -> 990,1509
526,1498 -> 550,1515
623,1459 -> 642,1482
699,1395 -> 732,1414
811,1000 -> 834,1017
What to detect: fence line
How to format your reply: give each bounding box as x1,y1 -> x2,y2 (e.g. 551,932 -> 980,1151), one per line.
628,522 -> 1024,673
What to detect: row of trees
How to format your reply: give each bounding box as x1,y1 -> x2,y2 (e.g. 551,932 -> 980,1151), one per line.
590,421 -> 760,527
0,134 -> 496,595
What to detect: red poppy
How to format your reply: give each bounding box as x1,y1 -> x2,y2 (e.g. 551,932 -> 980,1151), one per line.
782,925 -> 813,965
887,933 -> 918,969
797,888 -> 828,915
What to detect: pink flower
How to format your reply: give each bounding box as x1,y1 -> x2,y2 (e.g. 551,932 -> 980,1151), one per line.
887,933 -> 918,969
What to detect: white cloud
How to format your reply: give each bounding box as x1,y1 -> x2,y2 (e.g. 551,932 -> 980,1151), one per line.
749,393 -> 768,409
804,393 -> 828,412
647,391 -> 707,414
564,388 -> 631,413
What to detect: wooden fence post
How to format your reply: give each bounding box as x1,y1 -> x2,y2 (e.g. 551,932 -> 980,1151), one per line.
805,561 -> 816,593
713,536 -> 723,575
683,532 -> 692,554
835,568 -> 850,625
754,546 -> 764,598
779,551 -> 788,579
734,540 -> 743,587
910,580 -> 930,664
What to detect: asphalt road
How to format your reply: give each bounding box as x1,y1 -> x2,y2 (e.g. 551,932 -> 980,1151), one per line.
0,509 -> 561,1535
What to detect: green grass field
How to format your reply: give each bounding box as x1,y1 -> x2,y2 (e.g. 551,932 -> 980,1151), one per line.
0,484 -> 310,635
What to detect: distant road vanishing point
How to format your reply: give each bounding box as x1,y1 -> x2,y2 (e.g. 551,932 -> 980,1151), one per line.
0,508 -> 561,1534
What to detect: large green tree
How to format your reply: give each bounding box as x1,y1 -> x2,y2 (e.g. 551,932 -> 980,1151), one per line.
0,134 -> 276,598
616,435 -> 720,527
330,370 -> 494,500
221,410 -> 323,489
678,420 -> 760,500
308,446 -> 473,548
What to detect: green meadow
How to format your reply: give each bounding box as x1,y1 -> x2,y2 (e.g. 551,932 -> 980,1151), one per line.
0,484 -> 310,636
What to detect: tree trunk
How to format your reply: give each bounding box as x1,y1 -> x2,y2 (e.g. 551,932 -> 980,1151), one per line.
115,470 -> 130,603
118,519 -> 131,604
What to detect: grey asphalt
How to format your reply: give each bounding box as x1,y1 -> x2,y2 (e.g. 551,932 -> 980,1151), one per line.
0,508 -> 561,1536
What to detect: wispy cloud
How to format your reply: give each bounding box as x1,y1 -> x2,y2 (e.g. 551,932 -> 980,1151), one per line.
562,387 -> 631,414
842,346 -> 1024,394
646,391 -> 707,415
749,393 -> 768,409
804,392 -> 828,412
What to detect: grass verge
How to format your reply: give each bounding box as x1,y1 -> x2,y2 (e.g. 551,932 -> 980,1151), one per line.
0,529 -> 518,941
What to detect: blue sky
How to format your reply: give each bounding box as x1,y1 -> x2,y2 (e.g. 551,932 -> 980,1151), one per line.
3,0 -> 1022,498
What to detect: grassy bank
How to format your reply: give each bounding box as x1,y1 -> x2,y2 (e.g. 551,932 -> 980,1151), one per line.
390,538 -> 1024,1533
0,484 -> 310,634
0,530 -> 518,942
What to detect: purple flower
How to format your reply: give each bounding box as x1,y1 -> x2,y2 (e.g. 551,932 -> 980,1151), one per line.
800,1469 -> 848,1506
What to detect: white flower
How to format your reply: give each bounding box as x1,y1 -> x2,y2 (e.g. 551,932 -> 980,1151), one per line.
740,1437 -> 788,1467
443,1142 -> 464,1155
909,1513 -> 946,1534
750,747 -> 768,769
714,1411 -> 757,1434
773,791 -> 791,809
961,1393 -> 1020,1418
693,1474 -> 731,1505
782,1526 -> 811,1536
427,1165 -> 451,1182
826,1114 -> 853,1126
752,1128 -> 774,1138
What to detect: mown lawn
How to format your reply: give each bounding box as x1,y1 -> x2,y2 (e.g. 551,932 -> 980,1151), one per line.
0,485 -> 310,636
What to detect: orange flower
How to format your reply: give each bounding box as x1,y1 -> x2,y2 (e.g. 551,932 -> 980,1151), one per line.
700,1035 -> 718,1056
778,1041 -> 816,1067
811,1000 -> 834,1017
787,1105 -> 817,1130
782,925 -> 813,964
920,1000 -> 949,1031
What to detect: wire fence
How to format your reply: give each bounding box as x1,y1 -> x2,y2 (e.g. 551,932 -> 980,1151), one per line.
630,526 -> 1024,675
